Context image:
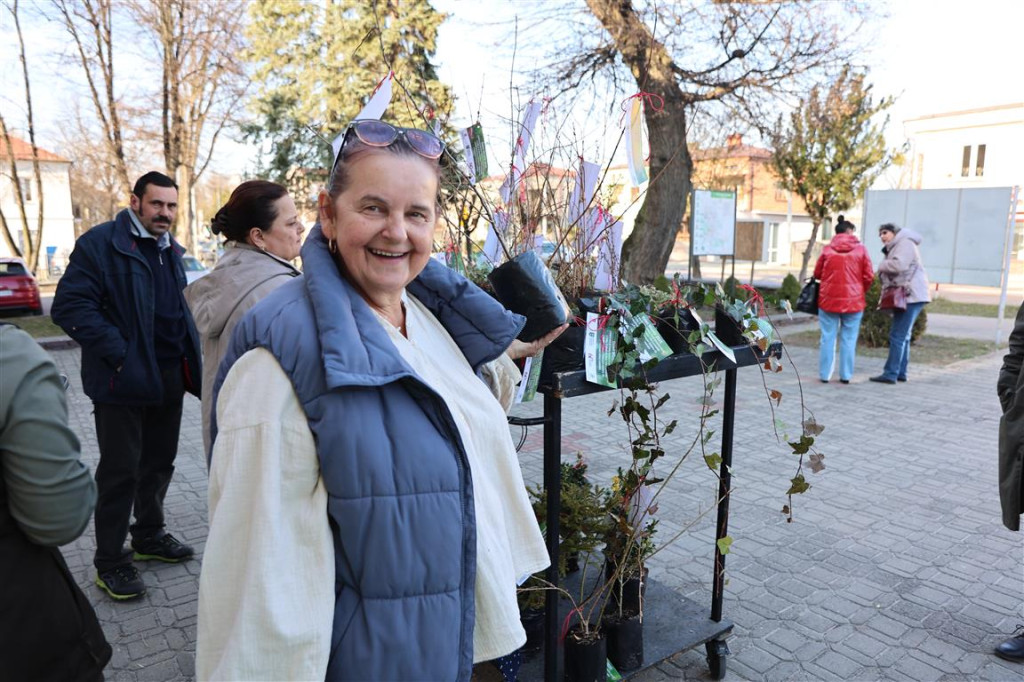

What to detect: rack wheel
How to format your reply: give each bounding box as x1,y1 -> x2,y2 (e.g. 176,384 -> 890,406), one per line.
705,639 -> 730,680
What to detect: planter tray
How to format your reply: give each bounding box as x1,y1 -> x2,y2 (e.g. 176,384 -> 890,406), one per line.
519,574 -> 733,680
539,342 -> 781,399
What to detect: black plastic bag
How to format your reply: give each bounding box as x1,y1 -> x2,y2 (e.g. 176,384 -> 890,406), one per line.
795,278 -> 819,314
488,250 -> 571,341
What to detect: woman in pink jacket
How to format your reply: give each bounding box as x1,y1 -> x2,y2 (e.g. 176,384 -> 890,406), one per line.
813,216 -> 875,383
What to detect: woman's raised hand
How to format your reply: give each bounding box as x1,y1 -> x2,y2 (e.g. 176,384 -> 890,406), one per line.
505,323 -> 570,361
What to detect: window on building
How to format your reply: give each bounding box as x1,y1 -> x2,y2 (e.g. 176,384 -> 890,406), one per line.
18,177 -> 32,202
820,219 -> 834,242
961,146 -> 971,177
766,222 -> 780,262
976,144 -> 986,177
774,182 -> 787,202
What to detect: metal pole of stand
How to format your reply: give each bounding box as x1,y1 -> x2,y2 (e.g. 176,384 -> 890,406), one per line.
711,367 -> 737,622
543,391 -> 562,682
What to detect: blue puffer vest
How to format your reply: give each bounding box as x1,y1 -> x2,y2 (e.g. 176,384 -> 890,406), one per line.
213,226 -> 524,680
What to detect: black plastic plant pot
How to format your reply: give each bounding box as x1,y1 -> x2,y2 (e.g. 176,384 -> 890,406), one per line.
605,610 -> 643,672
564,626 -> 607,682
714,306 -> 747,348
487,250 -> 572,342
539,322 -> 586,384
655,307 -> 700,355
520,607 -> 545,653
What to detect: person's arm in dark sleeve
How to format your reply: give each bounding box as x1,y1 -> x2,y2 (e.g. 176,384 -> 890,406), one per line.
0,327 -> 95,546
51,236 -> 127,367
998,302 -> 1024,413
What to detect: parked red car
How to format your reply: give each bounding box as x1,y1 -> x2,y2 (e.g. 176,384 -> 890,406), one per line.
0,257 -> 43,316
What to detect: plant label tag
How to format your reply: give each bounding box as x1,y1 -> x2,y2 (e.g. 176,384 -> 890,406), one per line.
585,312 -> 617,387
618,309 -> 672,363
705,330 -> 737,364
515,351 -> 544,403
459,122 -> 488,184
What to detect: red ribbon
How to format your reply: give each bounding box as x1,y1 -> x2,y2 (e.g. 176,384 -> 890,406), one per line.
560,607 -> 583,643
738,284 -> 765,317
619,91 -> 665,126
370,71 -> 392,98
586,313 -> 614,353
670,281 -> 685,307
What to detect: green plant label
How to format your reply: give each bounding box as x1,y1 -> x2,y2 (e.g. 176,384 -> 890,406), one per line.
618,309 -> 673,363
584,312 -> 617,387
515,350 -> 544,403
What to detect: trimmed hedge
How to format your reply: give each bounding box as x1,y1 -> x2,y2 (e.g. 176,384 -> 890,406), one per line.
778,273 -> 802,306
860,277 -> 927,348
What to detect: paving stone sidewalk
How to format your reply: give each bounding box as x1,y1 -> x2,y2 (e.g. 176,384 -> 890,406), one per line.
47,338 -> 1024,681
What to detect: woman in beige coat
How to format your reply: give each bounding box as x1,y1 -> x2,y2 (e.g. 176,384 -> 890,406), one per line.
184,181 -> 304,452
869,223 -> 930,384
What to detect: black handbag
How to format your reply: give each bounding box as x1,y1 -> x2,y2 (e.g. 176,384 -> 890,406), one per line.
795,278 -> 819,314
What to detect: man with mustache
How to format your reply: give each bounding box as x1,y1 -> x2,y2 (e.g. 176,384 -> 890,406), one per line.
53,171 -> 202,601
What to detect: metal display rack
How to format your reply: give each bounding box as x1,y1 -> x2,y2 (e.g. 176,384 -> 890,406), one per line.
510,343 -> 780,681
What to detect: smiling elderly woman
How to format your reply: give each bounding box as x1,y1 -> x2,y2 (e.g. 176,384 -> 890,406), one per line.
196,120 -> 564,682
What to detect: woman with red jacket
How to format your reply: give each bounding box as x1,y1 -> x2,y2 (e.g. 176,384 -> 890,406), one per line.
812,216 -> 875,383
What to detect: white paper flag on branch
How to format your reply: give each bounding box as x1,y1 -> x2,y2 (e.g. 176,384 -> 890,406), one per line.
355,72 -> 394,121
332,72 -> 394,167
482,209 -> 510,265
625,96 -> 648,187
499,101 -> 543,204
594,220 -> 623,291
569,160 -> 602,254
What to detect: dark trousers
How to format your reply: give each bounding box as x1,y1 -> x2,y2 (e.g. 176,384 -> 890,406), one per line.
93,364 -> 184,572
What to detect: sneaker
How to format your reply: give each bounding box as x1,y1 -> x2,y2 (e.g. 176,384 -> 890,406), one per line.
96,564 -> 146,600
132,532 -> 194,563
839,379 -> 850,384
897,376 -> 908,382
869,375 -> 896,384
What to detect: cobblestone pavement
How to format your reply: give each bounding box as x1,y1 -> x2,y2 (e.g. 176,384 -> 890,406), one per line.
48,336 -> 1024,681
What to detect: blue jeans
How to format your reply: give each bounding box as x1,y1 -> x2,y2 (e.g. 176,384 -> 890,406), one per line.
818,310 -> 864,381
881,302 -> 926,381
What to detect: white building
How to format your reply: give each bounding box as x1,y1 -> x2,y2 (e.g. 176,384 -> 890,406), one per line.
0,136 -> 76,279
902,103 -> 1024,258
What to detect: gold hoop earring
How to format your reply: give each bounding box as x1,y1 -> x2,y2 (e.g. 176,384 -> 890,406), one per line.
328,238 -> 337,255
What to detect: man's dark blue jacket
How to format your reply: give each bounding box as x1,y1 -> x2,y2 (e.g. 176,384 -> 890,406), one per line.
52,209 -> 201,405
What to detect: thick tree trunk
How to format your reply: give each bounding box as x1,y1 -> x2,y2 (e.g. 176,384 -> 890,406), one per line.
584,0 -> 694,285
798,219 -> 821,282
622,98 -> 693,284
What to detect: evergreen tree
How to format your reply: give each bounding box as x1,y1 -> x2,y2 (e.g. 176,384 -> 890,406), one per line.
769,67 -> 897,281
244,0 -> 453,205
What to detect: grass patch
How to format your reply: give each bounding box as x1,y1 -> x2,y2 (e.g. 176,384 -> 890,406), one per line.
781,329 -> 998,366
0,314 -> 65,338
928,297 -> 1002,318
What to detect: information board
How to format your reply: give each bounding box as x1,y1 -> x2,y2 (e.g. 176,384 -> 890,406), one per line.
861,187 -> 1017,287
691,189 -> 736,256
